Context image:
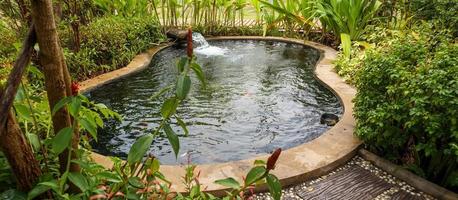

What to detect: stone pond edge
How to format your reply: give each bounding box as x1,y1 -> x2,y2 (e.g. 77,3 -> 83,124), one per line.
80,36 -> 362,195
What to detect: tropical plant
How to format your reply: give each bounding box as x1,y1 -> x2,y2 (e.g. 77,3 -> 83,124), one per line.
93,0 -> 150,17
259,0 -> 316,37
313,0 -> 381,57
60,16 -> 164,80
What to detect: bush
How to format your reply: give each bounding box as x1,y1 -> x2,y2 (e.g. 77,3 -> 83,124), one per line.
353,29 -> 458,189
411,0 -> 458,37
60,16 -> 165,80
0,22 -> 19,68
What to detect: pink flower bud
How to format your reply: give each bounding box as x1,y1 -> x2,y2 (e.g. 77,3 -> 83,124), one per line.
187,28 -> 193,58
267,148 -> 282,170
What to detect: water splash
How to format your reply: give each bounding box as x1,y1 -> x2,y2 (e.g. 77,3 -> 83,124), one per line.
192,32 -> 227,56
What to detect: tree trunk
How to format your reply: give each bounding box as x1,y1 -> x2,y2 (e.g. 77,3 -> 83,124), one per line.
0,25 -> 42,192
0,111 -> 42,191
29,0 -> 80,176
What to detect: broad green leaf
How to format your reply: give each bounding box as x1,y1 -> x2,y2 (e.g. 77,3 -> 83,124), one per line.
245,166 -> 266,186
176,75 -> 191,100
68,97 -> 81,117
26,133 -> 41,152
175,115 -> 189,136
80,118 -> 97,141
51,97 -> 72,116
176,57 -> 188,72
96,171 -> 122,183
151,159 -> 160,173
127,134 -> 154,164
191,63 -> 206,87
38,180 -> 60,193
68,172 -> 89,192
128,177 -> 145,189
163,124 -> 180,158
340,33 -> 351,58
27,184 -> 50,200
266,174 -> 282,200
14,104 -> 31,121
160,97 -> 178,118
214,177 -> 241,189
190,185 -> 199,198
52,127 -> 73,154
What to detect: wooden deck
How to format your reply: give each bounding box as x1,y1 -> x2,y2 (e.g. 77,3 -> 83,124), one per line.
254,157 -> 434,200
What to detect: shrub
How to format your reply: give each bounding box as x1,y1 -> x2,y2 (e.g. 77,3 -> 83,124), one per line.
353,29 -> 458,189
411,0 -> 458,37
0,22 -> 19,68
60,16 -> 165,80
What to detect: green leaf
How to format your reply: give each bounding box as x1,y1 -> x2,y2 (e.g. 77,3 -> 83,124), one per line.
52,127 -> 73,154
128,177 -> 145,189
127,134 -> 154,164
68,172 -> 89,192
245,166 -> 266,186
26,133 -> 41,152
51,97 -> 72,116
151,159 -> 160,173
175,115 -> 189,136
191,62 -> 206,87
190,185 -> 199,198
96,171 -> 122,183
214,177 -> 241,189
160,97 -> 178,118
80,118 -> 97,141
163,124 -> 180,158
38,180 -> 60,193
68,97 -> 81,117
1,189 -> 26,200
176,75 -> 191,100
266,174 -> 282,200
27,184 -> 50,200
340,33 -> 351,58
14,104 -> 31,121
176,57 -> 188,72
254,160 -> 266,166
150,85 -> 173,100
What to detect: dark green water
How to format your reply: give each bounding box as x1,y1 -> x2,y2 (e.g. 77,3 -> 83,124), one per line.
87,40 -> 343,164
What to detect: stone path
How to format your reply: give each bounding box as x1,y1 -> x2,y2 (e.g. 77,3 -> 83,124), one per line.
253,157 -> 435,200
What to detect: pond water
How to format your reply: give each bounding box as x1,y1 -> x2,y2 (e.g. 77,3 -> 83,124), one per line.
87,40 -> 343,164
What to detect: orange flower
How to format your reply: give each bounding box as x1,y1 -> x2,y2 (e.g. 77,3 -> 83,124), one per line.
266,148 -> 282,170
187,28 -> 193,58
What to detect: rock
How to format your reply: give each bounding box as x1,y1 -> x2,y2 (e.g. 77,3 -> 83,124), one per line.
320,113 -> 339,126
166,29 -> 189,41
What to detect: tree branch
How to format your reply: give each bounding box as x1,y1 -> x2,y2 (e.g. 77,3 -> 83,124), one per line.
0,25 -> 36,136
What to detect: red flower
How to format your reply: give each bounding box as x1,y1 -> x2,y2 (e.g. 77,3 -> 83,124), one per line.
187,27 -> 193,58
71,82 -> 79,96
266,148 -> 282,170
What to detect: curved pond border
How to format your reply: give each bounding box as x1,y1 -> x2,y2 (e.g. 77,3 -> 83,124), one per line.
81,36 -> 361,195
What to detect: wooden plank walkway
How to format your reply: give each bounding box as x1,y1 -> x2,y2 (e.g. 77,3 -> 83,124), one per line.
253,157 -> 435,200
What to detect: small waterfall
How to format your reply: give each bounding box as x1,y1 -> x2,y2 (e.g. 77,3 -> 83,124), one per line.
192,32 -> 210,48
192,32 -> 227,56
